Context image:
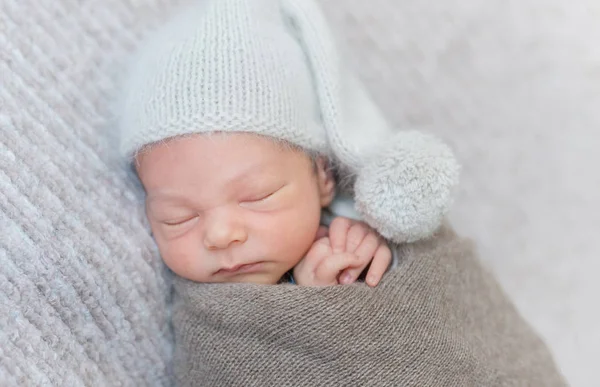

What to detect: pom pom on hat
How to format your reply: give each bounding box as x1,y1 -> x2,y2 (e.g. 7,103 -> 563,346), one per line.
354,131 -> 460,244
280,0 -> 460,242
120,0 -> 460,242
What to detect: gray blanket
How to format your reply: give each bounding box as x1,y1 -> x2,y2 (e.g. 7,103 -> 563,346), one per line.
173,226 -> 565,386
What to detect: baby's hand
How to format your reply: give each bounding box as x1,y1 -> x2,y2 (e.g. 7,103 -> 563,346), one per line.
293,233 -> 358,286
328,217 -> 392,286
293,218 -> 392,287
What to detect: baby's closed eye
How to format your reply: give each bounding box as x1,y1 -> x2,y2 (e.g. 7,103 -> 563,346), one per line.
148,206 -> 199,228
152,212 -> 200,239
240,187 -> 281,202
239,184 -> 287,208
163,216 -> 199,227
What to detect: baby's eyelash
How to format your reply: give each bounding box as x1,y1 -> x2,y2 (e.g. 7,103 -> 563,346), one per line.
244,185 -> 285,203
164,216 -> 198,226
251,191 -> 276,202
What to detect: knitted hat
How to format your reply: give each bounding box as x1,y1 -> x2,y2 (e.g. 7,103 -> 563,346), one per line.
119,0 -> 460,243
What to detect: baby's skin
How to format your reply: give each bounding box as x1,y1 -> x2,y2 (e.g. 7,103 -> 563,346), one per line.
295,218 -> 391,286
135,132 -> 391,286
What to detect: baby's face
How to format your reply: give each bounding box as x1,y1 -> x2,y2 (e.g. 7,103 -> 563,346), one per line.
136,133 -> 334,284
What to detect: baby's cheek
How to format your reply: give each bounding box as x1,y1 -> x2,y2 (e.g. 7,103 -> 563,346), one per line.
156,236 -> 207,281
269,213 -> 320,258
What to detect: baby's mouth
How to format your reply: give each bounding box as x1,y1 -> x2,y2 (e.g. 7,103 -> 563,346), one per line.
216,262 -> 264,275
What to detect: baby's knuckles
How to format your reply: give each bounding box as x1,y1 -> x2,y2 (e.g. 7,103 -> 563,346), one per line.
346,223 -> 369,252
329,216 -> 353,232
310,237 -> 333,258
294,237 -> 335,285
295,217 -> 391,286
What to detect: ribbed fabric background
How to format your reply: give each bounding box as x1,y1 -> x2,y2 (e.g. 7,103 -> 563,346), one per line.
0,1 -> 182,385
2,0 -> 598,386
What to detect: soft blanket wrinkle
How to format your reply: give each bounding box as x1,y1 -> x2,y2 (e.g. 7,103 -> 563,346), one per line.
173,226 -> 565,387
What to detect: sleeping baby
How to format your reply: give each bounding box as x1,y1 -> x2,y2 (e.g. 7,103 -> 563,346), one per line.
117,1 -> 570,386
119,0 -> 458,287
135,132 -> 395,286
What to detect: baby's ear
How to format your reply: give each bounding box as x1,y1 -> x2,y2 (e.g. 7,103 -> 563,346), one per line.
315,157 -> 336,207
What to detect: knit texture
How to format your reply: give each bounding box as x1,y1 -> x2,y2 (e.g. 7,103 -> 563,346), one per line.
172,226 -> 566,387
119,0 -> 460,244
0,1 -> 179,385
3,0 -> 596,385
120,0 -> 329,159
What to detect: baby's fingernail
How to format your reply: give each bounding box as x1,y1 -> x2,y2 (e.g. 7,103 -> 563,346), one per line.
341,273 -> 353,284
367,275 -> 378,287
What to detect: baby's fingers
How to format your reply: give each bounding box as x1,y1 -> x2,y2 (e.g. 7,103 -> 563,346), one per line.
305,237 -> 332,263
345,222 -> 367,253
293,237 -> 332,286
315,253 -> 361,285
329,217 -> 352,254
339,233 -> 379,284
365,243 -> 392,287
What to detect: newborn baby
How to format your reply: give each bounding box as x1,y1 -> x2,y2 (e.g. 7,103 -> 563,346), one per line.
136,132 -> 392,286
119,0 -> 458,287
115,3 -> 570,385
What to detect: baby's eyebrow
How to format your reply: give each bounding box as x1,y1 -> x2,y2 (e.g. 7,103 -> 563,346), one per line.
145,162 -> 281,206
146,191 -> 187,205
224,163 -> 280,188
228,161 -> 273,180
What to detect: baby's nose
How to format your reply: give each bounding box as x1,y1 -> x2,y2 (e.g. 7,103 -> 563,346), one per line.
203,209 -> 247,250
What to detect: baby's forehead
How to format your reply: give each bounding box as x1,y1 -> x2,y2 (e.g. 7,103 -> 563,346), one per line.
136,132 -> 315,185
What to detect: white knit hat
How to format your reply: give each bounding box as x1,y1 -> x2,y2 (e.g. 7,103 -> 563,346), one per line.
119,0 -> 460,243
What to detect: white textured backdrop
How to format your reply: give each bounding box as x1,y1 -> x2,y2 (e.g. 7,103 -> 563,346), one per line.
320,1 -> 600,386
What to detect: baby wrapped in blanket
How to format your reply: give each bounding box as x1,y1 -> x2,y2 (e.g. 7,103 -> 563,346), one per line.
118,0 -> 566,385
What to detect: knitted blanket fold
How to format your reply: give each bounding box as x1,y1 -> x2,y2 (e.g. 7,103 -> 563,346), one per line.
172,226 -> 566,387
